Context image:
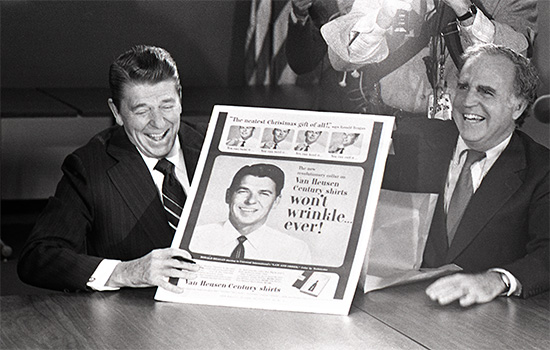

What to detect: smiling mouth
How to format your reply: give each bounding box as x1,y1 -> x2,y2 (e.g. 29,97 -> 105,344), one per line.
463,113 -> 485,122
146,129 -> 169,141
239,207 -> 257,213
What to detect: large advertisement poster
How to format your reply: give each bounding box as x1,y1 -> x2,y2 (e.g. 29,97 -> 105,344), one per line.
155,106 -> 394,315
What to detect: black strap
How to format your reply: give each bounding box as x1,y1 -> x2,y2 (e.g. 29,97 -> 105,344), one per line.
443,0 -> 494,70
359,3 -> 446,87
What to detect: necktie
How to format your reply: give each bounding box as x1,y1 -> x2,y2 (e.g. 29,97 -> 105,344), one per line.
230,236 -> 247,259
240,140 -> 246,147
304,144 -> 309,151
273,142 -> 278,149
446,149 -> 486,244
155,158 -> 186,233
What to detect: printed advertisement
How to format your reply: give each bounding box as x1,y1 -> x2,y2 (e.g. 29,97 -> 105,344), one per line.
155,105 -> 394,315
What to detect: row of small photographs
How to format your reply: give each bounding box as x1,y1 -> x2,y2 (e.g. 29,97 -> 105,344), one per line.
225,126 -> 363,155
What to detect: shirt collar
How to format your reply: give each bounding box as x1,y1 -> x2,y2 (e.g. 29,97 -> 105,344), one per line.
454,134 -> 513,164
138,135 -> 184,174
224,220 -> 265,250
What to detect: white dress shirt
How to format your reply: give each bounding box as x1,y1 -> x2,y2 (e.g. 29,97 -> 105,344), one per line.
87,136 -> 188,291
444,134 -> 521,296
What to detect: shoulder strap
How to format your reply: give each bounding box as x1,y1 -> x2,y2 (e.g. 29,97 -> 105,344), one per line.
359,17 -> 433,86
443,0 -> 494,70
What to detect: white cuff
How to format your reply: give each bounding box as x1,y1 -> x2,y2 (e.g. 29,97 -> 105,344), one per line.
87,259 -> 122,291
489,268 -> 519,297
290,9 -> 308,26
459,8 -> 495,43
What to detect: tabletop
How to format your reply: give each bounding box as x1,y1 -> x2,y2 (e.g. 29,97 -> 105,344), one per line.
1,280 -> 548,350
354,280 -> 550,350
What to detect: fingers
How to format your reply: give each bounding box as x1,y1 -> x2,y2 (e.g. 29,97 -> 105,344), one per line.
425,272 -> 505,307
108,248 -> 201,289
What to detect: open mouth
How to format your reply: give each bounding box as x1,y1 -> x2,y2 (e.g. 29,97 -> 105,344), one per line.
463,113 -> 485,122
146,129 -> 169,141
239,207 -> 257,213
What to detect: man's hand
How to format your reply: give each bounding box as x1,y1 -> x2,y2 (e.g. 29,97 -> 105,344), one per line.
106,248 -> 200,293
426,271 -> 507,307
377,0 -> 413,29
441,0 -> 472,16
292,0 -> 314,20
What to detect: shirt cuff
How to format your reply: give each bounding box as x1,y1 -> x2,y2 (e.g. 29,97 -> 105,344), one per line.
290,9 -> 309,26
87,259 -> 122,291
459,8 -> 495,43
489,268 -> 522,297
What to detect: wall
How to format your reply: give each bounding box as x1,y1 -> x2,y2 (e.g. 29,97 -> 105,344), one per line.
1,0 -> 250,88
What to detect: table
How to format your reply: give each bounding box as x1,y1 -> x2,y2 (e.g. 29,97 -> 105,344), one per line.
2,281 -> 548,350
354,281 -> 550,350
0,289 -> 419,350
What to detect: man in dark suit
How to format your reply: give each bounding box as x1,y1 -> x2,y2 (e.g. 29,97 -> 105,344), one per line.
18,46 -> 203,293
384,43 -> 548,306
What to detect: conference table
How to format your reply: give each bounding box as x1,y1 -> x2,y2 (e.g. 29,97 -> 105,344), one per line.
2,280 -> 548,350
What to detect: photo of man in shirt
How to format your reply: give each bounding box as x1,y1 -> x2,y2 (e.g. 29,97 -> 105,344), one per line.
190,163 -> 312,264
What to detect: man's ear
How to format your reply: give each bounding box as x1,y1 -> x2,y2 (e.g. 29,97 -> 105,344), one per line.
225,189 -> 231,204
512,98 -> 528,121
108,98 -> 124,126
272,195 -> 281,209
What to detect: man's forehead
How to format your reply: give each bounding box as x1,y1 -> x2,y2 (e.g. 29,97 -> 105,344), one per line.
122,80 -> 180,101
239,175 -> 276,189
461,55 -> 515,87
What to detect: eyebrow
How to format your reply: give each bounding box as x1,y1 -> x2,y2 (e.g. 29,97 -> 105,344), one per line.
129,97 -> 177,111
477,84 -> 497,94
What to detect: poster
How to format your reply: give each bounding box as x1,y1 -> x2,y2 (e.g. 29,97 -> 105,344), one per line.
155,105 -> 394,315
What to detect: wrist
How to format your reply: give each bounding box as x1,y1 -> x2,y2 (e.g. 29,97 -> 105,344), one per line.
456,3 -> 477,26
292,3 -> 309,21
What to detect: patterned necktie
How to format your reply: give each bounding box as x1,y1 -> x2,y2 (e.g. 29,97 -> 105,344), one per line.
155,158 -> 186,233
446,149 -> 486,245
230,236 -> 247,259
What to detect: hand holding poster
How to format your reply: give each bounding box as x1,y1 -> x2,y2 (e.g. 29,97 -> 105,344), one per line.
155,106 -> 394,315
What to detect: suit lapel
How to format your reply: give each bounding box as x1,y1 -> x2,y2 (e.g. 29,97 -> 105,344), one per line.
447,133 -> 526,261
179,120 -> 205,182
106,127 -> 171,247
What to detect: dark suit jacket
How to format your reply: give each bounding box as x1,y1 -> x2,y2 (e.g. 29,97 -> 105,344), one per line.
383,118 -> 549,298
18,120 -> 204,292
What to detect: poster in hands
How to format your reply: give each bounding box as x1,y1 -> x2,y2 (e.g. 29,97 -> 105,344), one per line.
155,106 -> 394,315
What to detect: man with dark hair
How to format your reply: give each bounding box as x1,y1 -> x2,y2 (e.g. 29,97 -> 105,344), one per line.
18,45 -> 203,293
328,132 -> 361,154
294,130 -> 323,152
226,126 -> 256,147
190,163 -> 312,264
384,43 -> 548,306
261,128 -> 292,149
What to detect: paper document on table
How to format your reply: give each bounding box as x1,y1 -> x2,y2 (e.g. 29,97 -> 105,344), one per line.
363,264 -> 462,293
155,105 -> 394,315
360,189 -> 462,293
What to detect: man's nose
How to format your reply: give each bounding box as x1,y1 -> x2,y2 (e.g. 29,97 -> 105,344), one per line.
149,109 -> 166,128
462,89 -> 480,107
244,193 -> 257,204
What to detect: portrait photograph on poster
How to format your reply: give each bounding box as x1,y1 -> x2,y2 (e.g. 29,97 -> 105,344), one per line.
155,105 -> 394,315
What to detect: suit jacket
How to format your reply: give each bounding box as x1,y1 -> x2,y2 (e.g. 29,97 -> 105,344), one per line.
383,118 -> 549,298
18,120 -> 205,292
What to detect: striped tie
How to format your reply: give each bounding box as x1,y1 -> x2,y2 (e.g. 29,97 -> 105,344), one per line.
155,158 -> 186,233
446,149 -> 486,245
230,236 -> 247,259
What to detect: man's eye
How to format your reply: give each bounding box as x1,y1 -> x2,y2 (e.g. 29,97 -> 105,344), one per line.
162,105 -> 175,110
479,87 -> 494,96
457,82 -> 468,90
134,109 -> 149,115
